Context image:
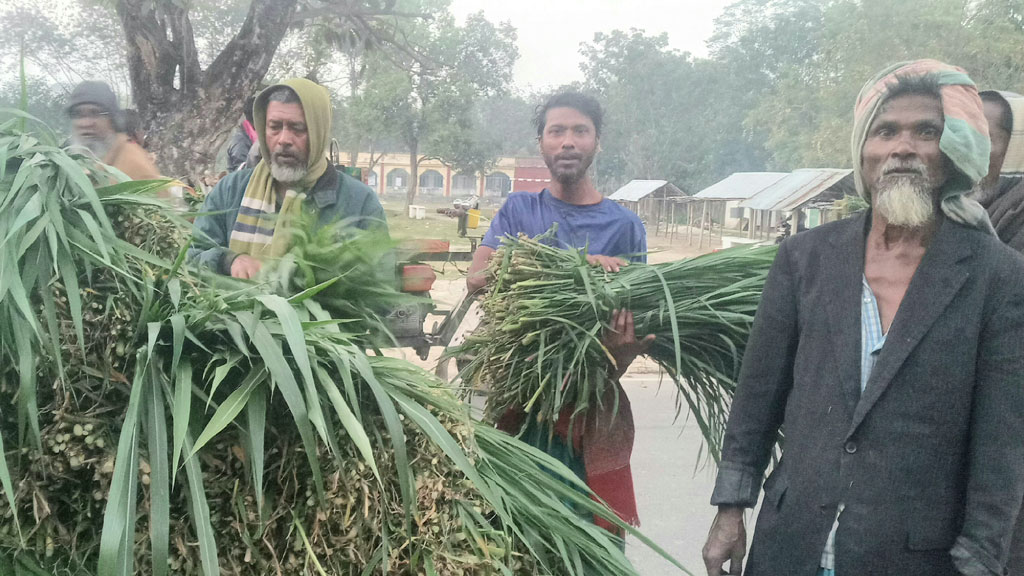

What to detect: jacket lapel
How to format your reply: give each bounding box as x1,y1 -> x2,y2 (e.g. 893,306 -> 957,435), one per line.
845,219 -> 973,438
824,213 -> 870,416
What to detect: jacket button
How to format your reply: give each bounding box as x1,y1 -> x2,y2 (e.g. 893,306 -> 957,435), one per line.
844,441 -> 857,454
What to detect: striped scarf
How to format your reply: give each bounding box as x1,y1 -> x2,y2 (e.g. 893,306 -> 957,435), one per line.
852,59 -> 994,233
229,189 -> 307,259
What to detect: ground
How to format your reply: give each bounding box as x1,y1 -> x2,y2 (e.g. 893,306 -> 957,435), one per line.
382,197 -> 751,574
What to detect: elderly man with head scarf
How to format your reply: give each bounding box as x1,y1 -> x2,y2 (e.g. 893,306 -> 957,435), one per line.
189,79 -> 386,278
701,60 -> 1024,576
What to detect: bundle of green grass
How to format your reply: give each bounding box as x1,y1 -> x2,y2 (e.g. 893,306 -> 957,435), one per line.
0,112 -> 683,575
453,230 -> 776,458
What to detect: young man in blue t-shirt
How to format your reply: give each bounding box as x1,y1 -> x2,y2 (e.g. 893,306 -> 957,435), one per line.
466,92 -> 653,533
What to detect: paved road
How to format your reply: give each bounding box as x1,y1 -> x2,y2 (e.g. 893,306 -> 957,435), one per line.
623,377 -> 758,576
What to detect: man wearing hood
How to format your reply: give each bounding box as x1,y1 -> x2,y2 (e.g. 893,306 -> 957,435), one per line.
702,60 -> 1024,576
189,79 -> 386,278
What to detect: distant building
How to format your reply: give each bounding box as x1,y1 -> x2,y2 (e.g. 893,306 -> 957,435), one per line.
340,152 -> 553,198
512,157 -> 552,194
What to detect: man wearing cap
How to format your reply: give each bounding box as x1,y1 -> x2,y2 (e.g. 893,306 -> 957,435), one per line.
189,78 -> 386,279
67,81 -> 160,181
702,60 -> 1024,576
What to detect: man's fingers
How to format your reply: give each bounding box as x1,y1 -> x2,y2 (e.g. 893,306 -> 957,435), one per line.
728,544 -> 745,575
702,545 -> 724,576
624,310 -> 635,334
639,333 -> 656,353
616,309 -> 628,333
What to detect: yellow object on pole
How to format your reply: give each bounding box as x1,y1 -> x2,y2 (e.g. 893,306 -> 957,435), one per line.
467,208 -> 481,229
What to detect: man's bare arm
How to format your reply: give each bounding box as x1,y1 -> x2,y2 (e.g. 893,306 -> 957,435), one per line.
467,245 -> 495,293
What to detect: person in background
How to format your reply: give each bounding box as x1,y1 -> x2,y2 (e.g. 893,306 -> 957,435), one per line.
67,80 -> 160,182
976,89 -> 1024,575
121,108 -> 146,148
227,95 -> 258,171
975,90 -> 1024,249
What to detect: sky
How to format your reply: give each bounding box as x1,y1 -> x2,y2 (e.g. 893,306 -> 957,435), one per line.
450,0 -> 734,91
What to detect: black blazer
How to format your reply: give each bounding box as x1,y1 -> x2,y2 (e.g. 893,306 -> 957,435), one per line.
712,212 -> 1024,576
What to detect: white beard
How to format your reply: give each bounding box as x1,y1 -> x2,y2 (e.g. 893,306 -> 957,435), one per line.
270,161 -> 307,184
875,176 -> 935,229
71,133 -> 116,159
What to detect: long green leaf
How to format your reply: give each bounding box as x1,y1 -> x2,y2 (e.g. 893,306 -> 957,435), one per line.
171,357 -> 192,482
11,316 -> 40,449
350,354 -> 413,527
245,382 -> 267,523
190,367 -> 264,457
169,313 -> 185,378
181,432 -> 220,576
145,363 -> 170,576
256,295 -> 332,451
0,405 -> 22,540
97,350 -> 146,576
246,320 -> 324,497
314,362 -> 379,479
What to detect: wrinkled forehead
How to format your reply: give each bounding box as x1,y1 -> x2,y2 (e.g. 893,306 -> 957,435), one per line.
265,100 -> 307,124
870,93 -> 944,128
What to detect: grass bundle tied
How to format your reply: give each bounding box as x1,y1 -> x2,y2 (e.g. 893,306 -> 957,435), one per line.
453,229 -> 777,459
0,112 -> 686,576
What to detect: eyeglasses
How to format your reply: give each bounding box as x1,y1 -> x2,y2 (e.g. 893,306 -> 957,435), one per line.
69,109 -> 111,120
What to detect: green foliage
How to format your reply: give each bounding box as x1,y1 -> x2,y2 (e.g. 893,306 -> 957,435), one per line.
0,113 -> 684,575
580,0 -> 1024,193
349,4 -> 520,202
722,0 -> 1024,169
453,231 -> 776,461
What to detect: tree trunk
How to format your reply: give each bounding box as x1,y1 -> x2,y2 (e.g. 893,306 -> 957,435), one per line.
116,0 -> 298,184
406,141 -> 420,211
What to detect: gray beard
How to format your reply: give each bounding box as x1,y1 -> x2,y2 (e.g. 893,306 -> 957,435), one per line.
71,133 -> 115,159
270,161 -> 307,185
875,176 -> 935,229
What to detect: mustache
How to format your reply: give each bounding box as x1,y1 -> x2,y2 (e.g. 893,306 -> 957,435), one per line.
554,152 -> 583,162
881,160 -> 928,177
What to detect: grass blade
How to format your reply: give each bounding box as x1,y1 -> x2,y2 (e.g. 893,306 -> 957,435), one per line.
145,363 -> 170,576
190,367 -> 264,458
98,350 -> 146,576
181,432 -> 220,576
245,382 -> 267,523
171,357 -> 192,482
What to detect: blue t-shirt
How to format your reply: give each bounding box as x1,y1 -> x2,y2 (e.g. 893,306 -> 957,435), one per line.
482,189 -> 647,262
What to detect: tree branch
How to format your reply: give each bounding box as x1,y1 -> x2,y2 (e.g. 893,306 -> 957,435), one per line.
202,0 -> 298,117
290,7 -> 430,23
116,0 -> 181,112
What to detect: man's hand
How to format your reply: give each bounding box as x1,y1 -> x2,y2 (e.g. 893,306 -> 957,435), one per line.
230,254 -> 262,279
586,254 -> 628,273
703,506 -> 747,576
603,309 -> 656,378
